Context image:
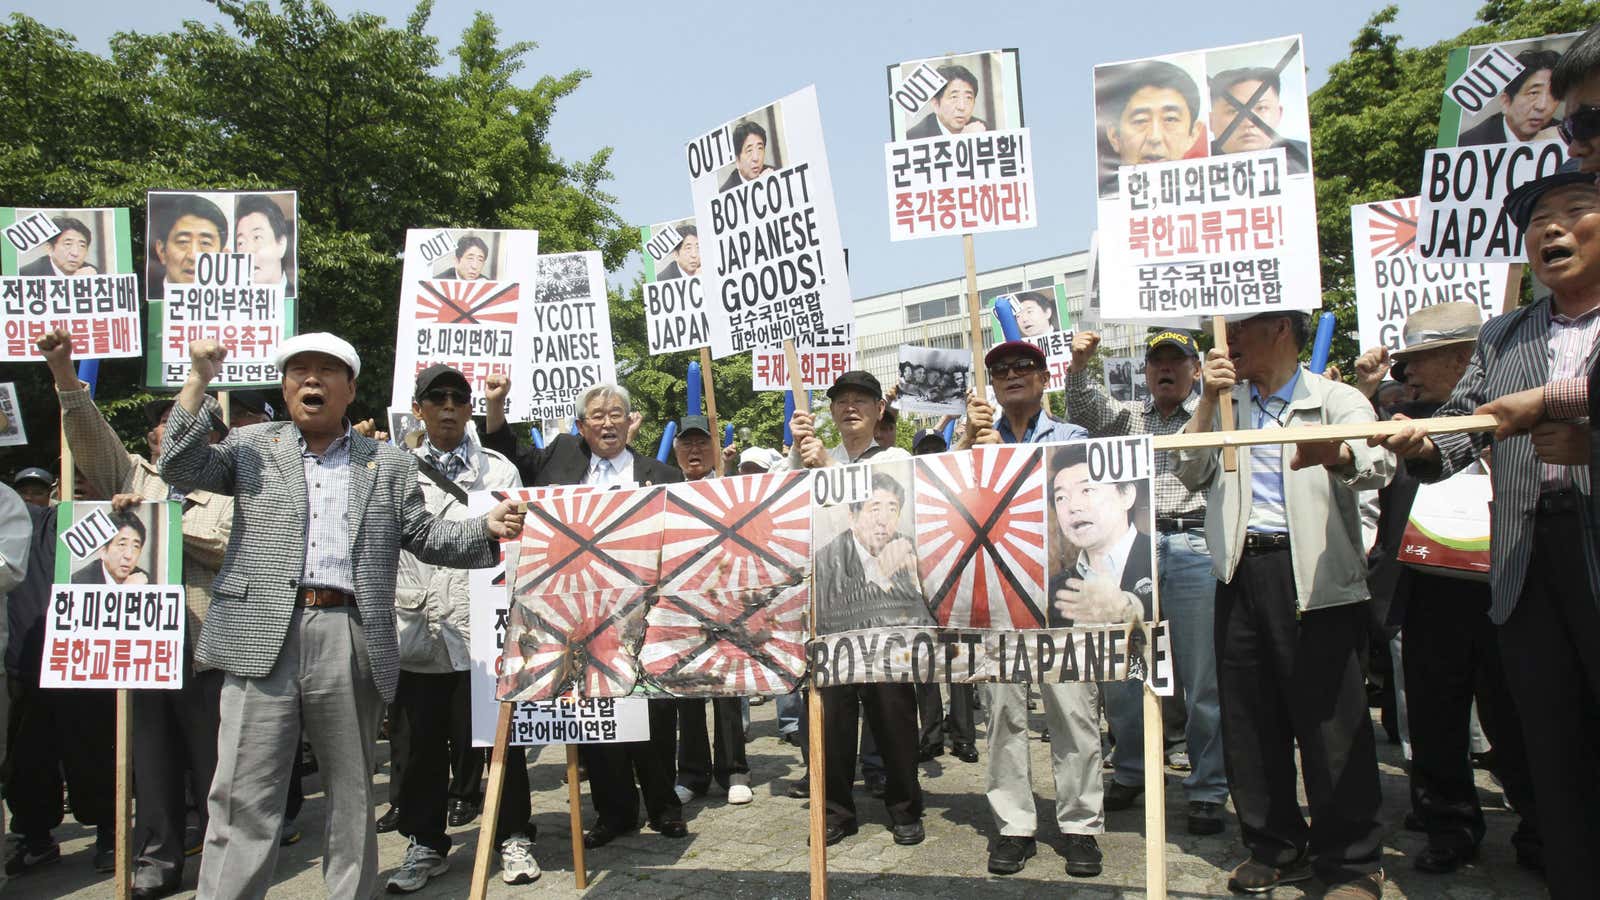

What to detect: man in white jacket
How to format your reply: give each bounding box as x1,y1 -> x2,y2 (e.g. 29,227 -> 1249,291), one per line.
384,365 -> 525,892
1175,312 -> 1394,900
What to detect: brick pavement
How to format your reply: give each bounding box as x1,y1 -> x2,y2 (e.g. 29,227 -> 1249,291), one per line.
21,698 -> 1543,898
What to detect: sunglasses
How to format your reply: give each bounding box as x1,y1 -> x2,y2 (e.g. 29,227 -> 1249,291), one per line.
1558,105 -> 1600,145
421,388 -> 471,406
988,359 -> 1044,377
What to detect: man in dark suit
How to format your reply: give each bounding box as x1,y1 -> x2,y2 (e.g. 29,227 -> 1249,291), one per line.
20,216 -> 96,277
161,333 -> 522,900
70,509 -> 148,585
436,234 -> 489,280
655,225 -> 699,281
1378,163 -> 1600,898
719,120 -> 772,192
906,64 -> 985,139
1459,50 -> 1559,146
480,374 -> 689,848
812,472 -> 929,635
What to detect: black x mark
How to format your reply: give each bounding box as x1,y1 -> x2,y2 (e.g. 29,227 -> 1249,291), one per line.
520,489 -> 661,594
925,453 -> 1045,627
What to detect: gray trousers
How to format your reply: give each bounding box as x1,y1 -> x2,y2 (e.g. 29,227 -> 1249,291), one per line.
985,681 -> 1103,836
196,608 -> 383,900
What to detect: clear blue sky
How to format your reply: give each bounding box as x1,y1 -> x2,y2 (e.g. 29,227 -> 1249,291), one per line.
14,0 -> 1482,298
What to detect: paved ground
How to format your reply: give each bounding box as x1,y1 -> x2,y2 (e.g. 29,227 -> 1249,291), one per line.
22,698 -> 1542,898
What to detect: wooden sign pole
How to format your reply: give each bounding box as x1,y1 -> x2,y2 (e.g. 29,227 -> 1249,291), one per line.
566,744 -> 589,888
469,701 -> 516,900
1502,262 -> 1525,314
787,339 -> 827,900
699,348 -> 721,447
963,234 -> 987,396
1210,316 -> 1238,472
1142,528 -> 1166,900
1152,413 -> 1497,452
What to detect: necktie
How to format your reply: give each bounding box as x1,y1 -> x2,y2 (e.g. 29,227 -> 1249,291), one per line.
595,457 -> 614,486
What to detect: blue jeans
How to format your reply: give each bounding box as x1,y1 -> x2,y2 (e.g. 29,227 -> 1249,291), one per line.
1102,529 -> 1228,804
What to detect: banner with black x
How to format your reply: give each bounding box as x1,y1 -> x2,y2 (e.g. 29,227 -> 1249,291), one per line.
921,450 -> 1048,629
1210,41 -> 1301,153
640,584 -> 809,696
515,486 -> 665,596
658,471 -> 811,592
499,588 -> 651,701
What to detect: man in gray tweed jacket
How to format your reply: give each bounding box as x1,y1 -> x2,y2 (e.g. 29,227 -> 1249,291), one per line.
160,334 -> 525,900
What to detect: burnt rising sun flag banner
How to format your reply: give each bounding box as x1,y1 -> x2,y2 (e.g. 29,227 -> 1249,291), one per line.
515,487 -> 666,594
498,587 -> 651,699
639,583 -> 811,696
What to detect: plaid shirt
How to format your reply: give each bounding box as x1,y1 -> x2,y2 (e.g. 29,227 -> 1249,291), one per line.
58,386 -> 233,635
299,426 -> 355,593
1545,376 -> 1588,419
1064,368 -> 1206,520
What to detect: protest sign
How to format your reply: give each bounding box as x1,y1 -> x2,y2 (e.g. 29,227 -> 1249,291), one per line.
1352,197 -> 1509,350
659,470 -> 812,592
1,206 -> 139,362
1400,470 -> 1491,582
0,382 -> 24,447
686,86 -> 853,358
895,345 -> 971,415
885,50 -> 1032,240
805,623 -> 1171,687
145,191 -> 298,386
751,322 -> 854,391
1437,32 -> 1580,148
641,218 -> 711,354
810,458 -> 934,636
1416,140 -> 1567,262
990,286 -> 1074,391
507,696 -> 650,745
392,227 -> 539,417
1093,36 -> 1322,319
44,500 -> 183,689
1105,357 -> 1151,403
515,251 -> 617,423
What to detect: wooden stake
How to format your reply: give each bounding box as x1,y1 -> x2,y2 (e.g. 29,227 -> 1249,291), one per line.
115,688 -> 132,900
963,234 -> 986,396
469,702 -> 515,900
1142,544 -> 1166,900
1210,316 -> 1237,472
698,348 -> 720,451
219,389 -> 231,427
567,744 -> 588,889
1152,413 -> 1497,452
1502,262 -> 1525,314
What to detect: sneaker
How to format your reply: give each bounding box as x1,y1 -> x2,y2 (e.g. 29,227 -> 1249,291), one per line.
1062,834 -> 1102,877
386,838 -> 448,893
673,785 -> 695,805
4,837 -> 59,875
1166,749 -> 1191,771
785,778 -> 810,799
987,835 -> 1037,875
498,833 -> 540,885
727,784 -> 754,805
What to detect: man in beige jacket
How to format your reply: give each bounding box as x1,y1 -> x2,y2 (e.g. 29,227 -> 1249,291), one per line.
1174,312 -> 1394,899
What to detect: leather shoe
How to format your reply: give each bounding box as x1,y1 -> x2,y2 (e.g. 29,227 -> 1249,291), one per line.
1186,800 -> 1224,835
1062,834 -> 1102,877
582,821 -> 638,848
987,835 -> 1036,875
917,745 -> 944,762
649,819 -> 688,838
132,882 -> 181,900
786,778 -> 810,798
1103,780 -> 1143,811
447,798 -> 479,827
891,820 -> 925,845
815,823 -> 857,846
376,805 -> 401,833
952,743 -> 979,763
1415,842 -> 1476,874
865,776 -> 887,799
1227,856 -> 1312,893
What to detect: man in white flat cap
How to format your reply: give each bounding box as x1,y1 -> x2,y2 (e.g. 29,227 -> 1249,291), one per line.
159,333 -> 526,900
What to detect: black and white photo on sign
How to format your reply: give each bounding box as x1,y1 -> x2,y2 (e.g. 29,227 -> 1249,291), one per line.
886,49 -> 1023,141
1104,356 -> 1150,403
144,190 -> 297,300
388,408 -> 425,450
61,501 -> 163,587
895,345 -> 971,415
1451,33 -> 1578,147
716,104 -> 787,194
0,381 -> 25,447
428,231 -> 507,281
809,459 -> 932,637
10,208 -> 121,277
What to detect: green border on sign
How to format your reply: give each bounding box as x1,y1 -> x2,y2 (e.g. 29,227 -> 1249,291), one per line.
988,282 -> 1071,344
0,208 -> 16,274
639,225 -> 657,282
53,500 -> 186,583
1436,46 -> 1470,149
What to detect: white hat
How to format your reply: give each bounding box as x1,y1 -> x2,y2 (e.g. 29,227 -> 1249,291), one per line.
739,446 -> 781,471
272,332 -> 361,379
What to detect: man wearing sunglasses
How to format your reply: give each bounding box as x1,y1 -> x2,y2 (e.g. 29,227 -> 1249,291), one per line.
958,341 -> 1123,881
385,366 -> 527,892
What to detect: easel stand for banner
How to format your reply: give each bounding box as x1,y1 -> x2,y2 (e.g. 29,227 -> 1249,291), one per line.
470,702 -> 516,898
1210,317 -> 1237,472
787,339 -> 828,900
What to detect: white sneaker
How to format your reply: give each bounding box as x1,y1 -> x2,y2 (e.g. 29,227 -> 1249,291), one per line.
499,833 -> 541,885
674,784 -> 695,805
727,784 -> 754,805
386,838 -> 448,894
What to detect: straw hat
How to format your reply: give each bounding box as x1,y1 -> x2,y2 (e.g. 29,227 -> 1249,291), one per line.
1389,302 -> 1482,360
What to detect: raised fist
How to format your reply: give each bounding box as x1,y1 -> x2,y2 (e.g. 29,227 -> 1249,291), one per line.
485,374 -> 511,406
35,328 -> 75,367
189,339 -> 228,384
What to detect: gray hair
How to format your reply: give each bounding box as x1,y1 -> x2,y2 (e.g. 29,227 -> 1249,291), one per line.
575,384 -> 632,420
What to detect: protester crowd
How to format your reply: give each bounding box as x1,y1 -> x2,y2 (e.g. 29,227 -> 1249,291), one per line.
2,21 -> 1600,900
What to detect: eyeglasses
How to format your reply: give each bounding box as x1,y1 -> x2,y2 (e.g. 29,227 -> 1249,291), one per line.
1558,105 -> 1600,145
421,388 -> 471,406
584,409 -> 628,425
988,359 -> 1043,378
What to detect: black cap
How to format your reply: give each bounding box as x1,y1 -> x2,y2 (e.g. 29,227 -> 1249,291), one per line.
228,389 -> 275,420
14,466 -> 53,486
414,364 -> 471,400
677,415 -> 711,436
1145,330 -> 1199,359
826,370 -> 883,401
1503,157 -> 1599,232
912,429 -> 947,454
983,340 -> 1047,369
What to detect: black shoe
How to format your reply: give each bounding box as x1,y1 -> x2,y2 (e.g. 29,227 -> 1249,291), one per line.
1062,834 -> 1102,877
891,820 -> 925,845
1103,781 -> 1143,811
782,731 -> 802,747
93,845 -> 115,874
649,819 -> 688,838
865,776 -> 887,799
1515,840 -> 1543,872
1187,800 -> 1224,835
786,778 -> 810,799
184,823 -> 204,857
376,805 -> 402,833
816,823 -> 857,846
952,743 -> 980,763
1403,811 -> 1425,833
1227,856 -> 1313,893
447,798 -> 479,827
4,837 -> 60,875
1415,842 -> 1476,874
987,835 -> 1036,875
1037,727 -> 1050,742
917,745 -> 944,762
132,881 -> 182,900
582,821 -> 638,848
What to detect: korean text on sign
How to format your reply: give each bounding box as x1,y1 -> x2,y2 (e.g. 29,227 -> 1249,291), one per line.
509,696 -> 650,745
1,274 -> 141,361
41,585 -> 185,690
886,129 -> 1036,240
